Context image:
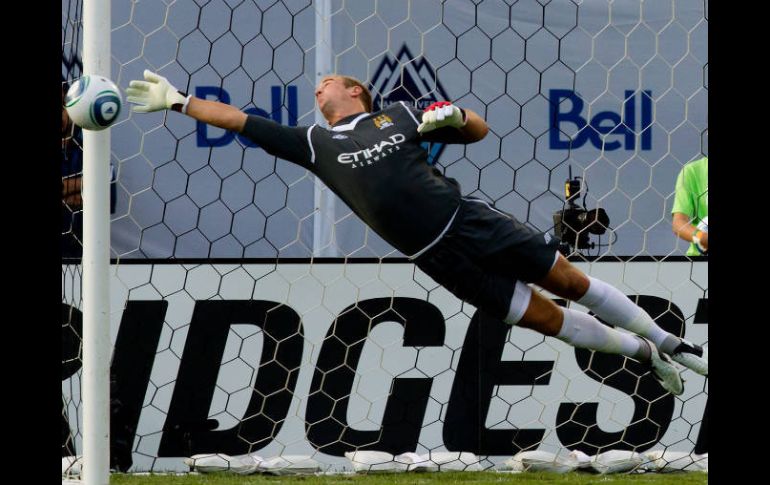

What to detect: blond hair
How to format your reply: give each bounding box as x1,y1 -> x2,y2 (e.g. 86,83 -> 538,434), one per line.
328,75 -> 373,113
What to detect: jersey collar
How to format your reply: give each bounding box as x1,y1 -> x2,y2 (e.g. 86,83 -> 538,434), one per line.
331,112 -> 370,132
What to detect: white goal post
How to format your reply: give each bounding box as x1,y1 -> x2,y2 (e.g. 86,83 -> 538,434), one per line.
80,0 -> 112,483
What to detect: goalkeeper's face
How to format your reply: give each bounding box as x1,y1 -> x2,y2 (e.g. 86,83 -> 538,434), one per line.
315,76 -> 363,120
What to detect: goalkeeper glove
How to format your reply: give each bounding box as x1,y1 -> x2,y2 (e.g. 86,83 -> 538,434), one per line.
417,101 -> 467,134
126,70 -> 191,114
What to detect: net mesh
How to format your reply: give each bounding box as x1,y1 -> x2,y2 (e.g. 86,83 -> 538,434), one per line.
62,0 -> 708,473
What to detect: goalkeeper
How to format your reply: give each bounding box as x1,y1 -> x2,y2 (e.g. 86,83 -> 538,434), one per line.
127,71 -> 707,395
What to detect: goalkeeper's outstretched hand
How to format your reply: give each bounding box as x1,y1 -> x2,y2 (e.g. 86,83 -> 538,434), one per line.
126,70 -> 191,113
417,101 -> 467,134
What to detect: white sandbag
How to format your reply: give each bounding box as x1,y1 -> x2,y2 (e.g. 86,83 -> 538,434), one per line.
642,450 -> 708,472
183,453 -> 260,474
394,452 -> 430,471
503,450 -> 578,473
591,450 -> 644,474
257,455 -> 322,475
345,450 -> 406,473
415,451 -> 482,472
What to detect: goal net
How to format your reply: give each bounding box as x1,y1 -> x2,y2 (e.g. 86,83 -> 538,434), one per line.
62,0 -> 708,475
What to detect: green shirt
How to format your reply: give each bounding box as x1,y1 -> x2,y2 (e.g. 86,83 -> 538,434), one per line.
672,157 -> 708,255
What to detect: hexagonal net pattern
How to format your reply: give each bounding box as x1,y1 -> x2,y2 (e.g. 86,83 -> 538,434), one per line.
62,0 -> 708,475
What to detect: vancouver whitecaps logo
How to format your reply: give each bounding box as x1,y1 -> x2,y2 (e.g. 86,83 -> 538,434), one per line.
368,44 -> 451,165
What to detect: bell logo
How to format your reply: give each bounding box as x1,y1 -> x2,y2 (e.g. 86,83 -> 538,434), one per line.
549,90 -> 653,151
196,85 -> 298,148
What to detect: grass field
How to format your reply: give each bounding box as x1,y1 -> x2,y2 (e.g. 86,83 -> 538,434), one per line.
105,472 -> 708,485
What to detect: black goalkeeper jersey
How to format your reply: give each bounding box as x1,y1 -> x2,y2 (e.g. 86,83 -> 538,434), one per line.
240,102 -> 464,256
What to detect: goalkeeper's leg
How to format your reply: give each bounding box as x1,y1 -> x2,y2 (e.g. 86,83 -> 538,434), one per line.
511,286 -> 683,395
535,254 -> 707,376
415,235 -> 685,394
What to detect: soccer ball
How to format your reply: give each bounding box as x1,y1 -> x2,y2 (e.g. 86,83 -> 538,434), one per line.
64,75 -> 122,131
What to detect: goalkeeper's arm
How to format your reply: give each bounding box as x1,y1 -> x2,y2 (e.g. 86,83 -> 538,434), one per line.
127,70 -> 312,167
185,97 -> 247,133
126,70 -> 247,132
416,101 -> 488,144
455,108 -> 488,143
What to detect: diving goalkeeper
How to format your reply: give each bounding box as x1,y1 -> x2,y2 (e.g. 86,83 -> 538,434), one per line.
127,70 -> 708,395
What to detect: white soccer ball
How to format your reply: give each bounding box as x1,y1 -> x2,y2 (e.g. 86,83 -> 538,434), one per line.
65,75 -> 122,131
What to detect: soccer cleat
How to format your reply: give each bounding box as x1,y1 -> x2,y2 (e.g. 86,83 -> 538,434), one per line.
647,340 -> 684,396
670,340 -> 708,376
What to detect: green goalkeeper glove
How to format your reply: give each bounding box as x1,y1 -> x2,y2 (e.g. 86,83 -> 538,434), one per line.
417,101 -> 467,134
126,70 -> 191,114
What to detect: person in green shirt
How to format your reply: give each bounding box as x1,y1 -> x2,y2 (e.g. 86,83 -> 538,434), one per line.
672,156 -> 708,255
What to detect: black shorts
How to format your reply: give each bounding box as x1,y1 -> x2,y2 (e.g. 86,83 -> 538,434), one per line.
414,197 -> 559,320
